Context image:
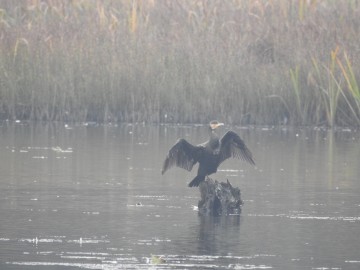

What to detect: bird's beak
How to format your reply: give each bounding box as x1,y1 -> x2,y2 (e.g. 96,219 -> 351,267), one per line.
211,122 -> 224,129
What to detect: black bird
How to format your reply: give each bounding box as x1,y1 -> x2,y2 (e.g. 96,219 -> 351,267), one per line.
162,120 -> 255,187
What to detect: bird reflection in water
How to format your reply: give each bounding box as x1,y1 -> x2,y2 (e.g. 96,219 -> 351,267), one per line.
197,215 -> 242,255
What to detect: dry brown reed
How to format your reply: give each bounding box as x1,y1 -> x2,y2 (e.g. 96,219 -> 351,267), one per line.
0,0 -> 359,126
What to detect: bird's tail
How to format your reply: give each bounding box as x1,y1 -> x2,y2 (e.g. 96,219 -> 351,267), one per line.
188,175 -> 205,187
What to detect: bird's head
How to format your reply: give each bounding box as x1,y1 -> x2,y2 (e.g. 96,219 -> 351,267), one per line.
209,120 -> 224,131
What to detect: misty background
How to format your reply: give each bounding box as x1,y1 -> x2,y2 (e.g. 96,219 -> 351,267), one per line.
0,0 -> 359,126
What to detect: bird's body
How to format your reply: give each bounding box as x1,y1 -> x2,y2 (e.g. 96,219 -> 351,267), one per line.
162,121 -> 255,187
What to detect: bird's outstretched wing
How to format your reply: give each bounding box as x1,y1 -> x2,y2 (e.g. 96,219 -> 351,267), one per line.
162,139 -> 202,174
219,131 -> 255,165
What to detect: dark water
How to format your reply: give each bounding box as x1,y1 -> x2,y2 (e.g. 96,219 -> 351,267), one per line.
0,122 -> 360,270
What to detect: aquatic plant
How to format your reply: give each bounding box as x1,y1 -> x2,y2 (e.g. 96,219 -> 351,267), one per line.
0,0 -> 359,126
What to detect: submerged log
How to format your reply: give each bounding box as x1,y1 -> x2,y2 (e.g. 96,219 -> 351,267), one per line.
198,178 -> 243,216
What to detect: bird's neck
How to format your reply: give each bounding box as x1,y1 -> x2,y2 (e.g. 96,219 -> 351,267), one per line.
209,129 -> 218,139
208,129 -> 220,150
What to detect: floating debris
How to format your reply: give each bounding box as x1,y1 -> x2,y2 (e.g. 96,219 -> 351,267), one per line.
151,255 -> 166,265
52,147 -> 73,153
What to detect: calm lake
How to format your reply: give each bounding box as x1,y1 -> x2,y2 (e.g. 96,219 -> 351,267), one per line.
0,122 -> 359,270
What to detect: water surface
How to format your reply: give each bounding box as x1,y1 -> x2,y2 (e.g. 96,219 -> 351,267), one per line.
0,122 -> 359,269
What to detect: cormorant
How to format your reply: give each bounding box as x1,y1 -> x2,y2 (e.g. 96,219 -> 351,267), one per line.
162,121 -> 255,187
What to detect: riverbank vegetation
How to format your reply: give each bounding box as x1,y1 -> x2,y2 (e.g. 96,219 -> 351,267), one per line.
0,0 -> 359,126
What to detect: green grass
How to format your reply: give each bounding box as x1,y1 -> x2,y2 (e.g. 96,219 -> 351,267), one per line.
0,0 -> 359,126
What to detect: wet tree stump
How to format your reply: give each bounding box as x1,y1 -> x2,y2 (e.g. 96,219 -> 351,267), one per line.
198,178 -> 243,216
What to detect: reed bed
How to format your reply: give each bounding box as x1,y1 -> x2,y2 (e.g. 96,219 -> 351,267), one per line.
0,0 -> 359,126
